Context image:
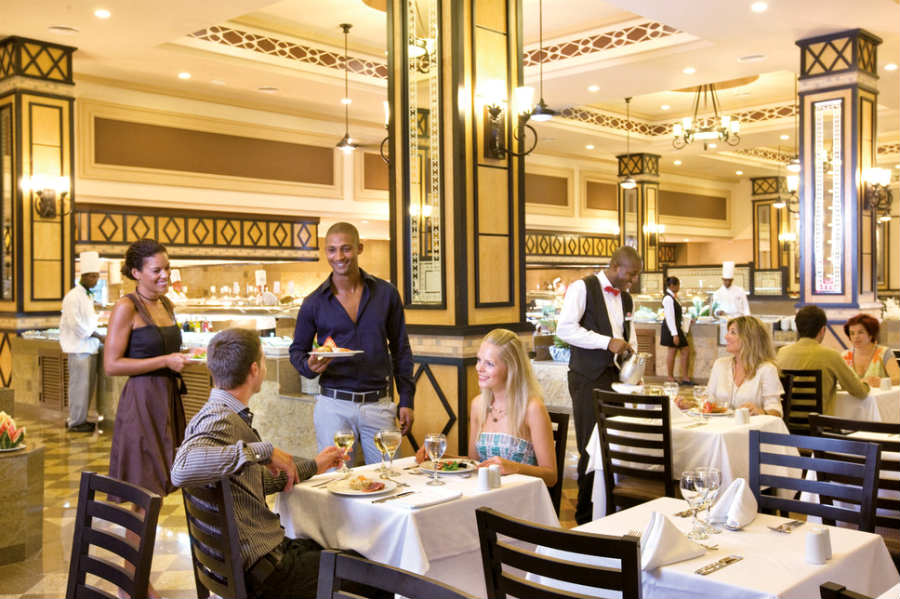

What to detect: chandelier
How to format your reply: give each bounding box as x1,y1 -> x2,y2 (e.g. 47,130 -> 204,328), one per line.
672,84 -> 740,150
335,23 -> 357,154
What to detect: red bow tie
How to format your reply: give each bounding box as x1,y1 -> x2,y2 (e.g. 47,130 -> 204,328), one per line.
604,285 -> 620,296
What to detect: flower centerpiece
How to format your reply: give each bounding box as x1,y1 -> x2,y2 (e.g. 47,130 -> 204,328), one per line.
0,411 -> 25,450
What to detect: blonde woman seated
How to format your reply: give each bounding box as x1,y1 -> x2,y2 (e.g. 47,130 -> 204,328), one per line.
417,329 -> 557,486
842,314 -> 900,387
706,316 -> 783,417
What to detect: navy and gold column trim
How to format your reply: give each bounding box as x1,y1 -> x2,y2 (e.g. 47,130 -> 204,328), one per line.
0,37 -> 75,85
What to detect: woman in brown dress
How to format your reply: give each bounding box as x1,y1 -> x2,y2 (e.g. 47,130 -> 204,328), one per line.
105,239 -> 190,596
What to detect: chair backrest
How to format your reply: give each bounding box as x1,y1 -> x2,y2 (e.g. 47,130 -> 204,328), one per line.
809,413 -> 900,532
594,390 -> 675,509
317,550 -> 473,599
780,369 -> 823,434
547,410 -> 569,515
779,373 -> 793,429
66,472 -> 162,599
893,348 -> 900,370
748,430 -> 881,532
475,506 -> 641,599
820,581 -> 873,599
182,479 -> 247,599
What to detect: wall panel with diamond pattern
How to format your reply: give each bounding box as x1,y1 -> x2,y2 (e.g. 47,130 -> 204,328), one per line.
75,204 -> 319,261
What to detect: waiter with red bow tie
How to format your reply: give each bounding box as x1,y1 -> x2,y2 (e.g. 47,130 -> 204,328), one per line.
556,245 -> 643,524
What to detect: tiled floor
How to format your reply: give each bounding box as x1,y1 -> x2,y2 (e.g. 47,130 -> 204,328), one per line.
0,404 -> 582,598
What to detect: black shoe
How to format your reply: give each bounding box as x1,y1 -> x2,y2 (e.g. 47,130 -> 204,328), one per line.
68,422 -> 96,433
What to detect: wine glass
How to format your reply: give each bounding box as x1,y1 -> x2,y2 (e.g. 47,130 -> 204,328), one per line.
333,429 -> 355,474
380,429 -> 402,476
696,467 -> 722,534
373,430 -> 388,474
663,381 -> 680,407
680,470 -> 708,540
424,433 -> 447,486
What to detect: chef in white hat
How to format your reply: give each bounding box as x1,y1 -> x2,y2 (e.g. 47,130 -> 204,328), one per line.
59,251 -> 105,433
712,261 -> 750,318
166,268 -> 188,304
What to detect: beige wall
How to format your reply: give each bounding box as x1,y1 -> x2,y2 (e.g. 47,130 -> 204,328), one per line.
684,238 -> 753,265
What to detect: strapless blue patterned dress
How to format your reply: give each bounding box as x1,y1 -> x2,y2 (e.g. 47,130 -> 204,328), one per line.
476,431 -> 537,465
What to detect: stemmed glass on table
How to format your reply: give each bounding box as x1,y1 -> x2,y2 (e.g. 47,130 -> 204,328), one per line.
333,429 -> 355,474
680,470 -> 708,540
663,381 -> 680,408
374,428 -> 402,478
424,433 -> 447,486
695,467 -> 722,534
692,385 -> 709,419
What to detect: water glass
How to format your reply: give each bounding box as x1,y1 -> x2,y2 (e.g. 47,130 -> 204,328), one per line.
693,386 -> 709,419
680,470 -> 708,540
663,381 -> 680,403
424,433 -> 447,486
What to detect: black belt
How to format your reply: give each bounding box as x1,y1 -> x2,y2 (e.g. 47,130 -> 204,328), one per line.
320,386 -> 389,403
246,545 -> 284,589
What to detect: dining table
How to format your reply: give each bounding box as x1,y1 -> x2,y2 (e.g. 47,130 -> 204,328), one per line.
531,496 -> 900,599
586,409 -> 798,519
833,385 -> 900,423
273,456 -> 559,597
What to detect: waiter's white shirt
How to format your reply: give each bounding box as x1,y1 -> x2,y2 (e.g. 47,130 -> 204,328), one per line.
557,271 -> 633,350
59,285 -> 100,354
713,284 -> 750,316
662,290 -> 679,336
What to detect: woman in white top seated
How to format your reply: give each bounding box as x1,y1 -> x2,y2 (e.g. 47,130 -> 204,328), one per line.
706,315 -> 783,417
416,328 -> 557,486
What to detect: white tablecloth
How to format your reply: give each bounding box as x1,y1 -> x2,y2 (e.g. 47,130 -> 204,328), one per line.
587,413 -> 798,519
532,497 -> 899,599
834,386 -> 900,423
877,582 -> 900,599
274,456 -> 559,597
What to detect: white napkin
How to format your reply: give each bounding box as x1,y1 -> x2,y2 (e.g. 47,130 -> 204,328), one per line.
640,511 -> 705,570
393,488 -> 462,509
708,478 -> 757,529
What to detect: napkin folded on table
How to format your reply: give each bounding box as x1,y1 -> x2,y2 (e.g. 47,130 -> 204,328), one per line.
708,477 -> 757,529
393,488 -> 462,509
640,511 -> 705,570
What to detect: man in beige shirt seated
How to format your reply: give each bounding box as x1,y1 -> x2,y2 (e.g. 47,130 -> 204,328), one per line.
776,305 -> 870,414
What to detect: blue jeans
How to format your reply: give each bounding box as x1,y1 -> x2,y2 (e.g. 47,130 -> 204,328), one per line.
313,395 -> 397,465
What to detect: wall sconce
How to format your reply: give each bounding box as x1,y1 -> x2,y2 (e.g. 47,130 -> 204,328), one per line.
409,37 -> 435,74
477,80 -> 539,159
380,100 -> 390,165
863,167 -> 893,222
21,174 -> 71,218
773,175 -> 800,213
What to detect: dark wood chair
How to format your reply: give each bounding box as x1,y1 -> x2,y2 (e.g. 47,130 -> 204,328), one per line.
820,581 -> 873,599
594,390 -> 675,515
475,506 -> 641,599
66,472 -> 162,599
748,430 -> 881,532
317,550 -> 473,599
779,373 -> 794,429
547,410 -> 570,515
182,479 -> 248,599
780,369 -> 823,434
810,413 -> 900,563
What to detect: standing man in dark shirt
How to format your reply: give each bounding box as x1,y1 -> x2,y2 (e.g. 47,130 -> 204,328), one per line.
290,222 -> 415,465
556,246 -> 642,523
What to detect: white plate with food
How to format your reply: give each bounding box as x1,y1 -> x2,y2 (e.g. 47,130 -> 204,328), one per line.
419,459 -> 478,475
328,475 -> 396,497
0,444 -> 26,452
688,407 -> 735,417
309,350 -> 364,358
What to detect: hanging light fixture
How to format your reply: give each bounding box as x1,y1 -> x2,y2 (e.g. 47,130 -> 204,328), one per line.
335,23 -> 358,154
620,97 -> 636,189
529,0 -> 556,122
672,83 -> 741,150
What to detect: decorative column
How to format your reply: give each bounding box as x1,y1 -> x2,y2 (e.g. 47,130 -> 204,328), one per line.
387,1 -> 527,453
0,37 -> 77,388
617,152 -> 661,281
750,176 -> 797,294
796,29 -> 882,326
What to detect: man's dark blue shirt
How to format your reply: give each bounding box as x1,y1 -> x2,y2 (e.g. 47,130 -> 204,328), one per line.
289,269 -> 414,409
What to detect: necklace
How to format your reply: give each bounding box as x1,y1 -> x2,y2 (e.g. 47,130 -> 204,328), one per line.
135,288 -> 160,303
488,401 -> 507,423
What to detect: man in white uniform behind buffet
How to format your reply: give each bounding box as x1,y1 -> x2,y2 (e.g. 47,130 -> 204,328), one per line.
712,261 -> 750,345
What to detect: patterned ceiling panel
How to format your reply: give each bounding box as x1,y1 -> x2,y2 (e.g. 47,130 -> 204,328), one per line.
523,21 -> 680,66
